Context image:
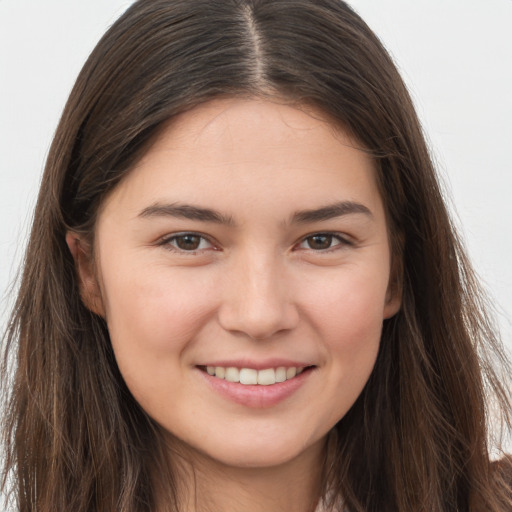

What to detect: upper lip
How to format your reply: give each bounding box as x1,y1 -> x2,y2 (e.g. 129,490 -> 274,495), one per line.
196,359 -> 314,370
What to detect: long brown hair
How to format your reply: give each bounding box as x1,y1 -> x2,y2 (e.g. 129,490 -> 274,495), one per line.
2,1 -> 511,510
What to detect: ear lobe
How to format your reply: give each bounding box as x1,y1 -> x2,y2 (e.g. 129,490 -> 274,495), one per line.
383,286 -> 401,319
383,235 -> 404,319
383,253 -> 402,319
65,232 -> 106,318
384,264 -> 402,319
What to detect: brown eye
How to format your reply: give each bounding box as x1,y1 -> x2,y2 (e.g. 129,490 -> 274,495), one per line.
297,233 -> 347,251
175,234 -> 201,250
166,233 -> 213,252
306,234 -> 334,250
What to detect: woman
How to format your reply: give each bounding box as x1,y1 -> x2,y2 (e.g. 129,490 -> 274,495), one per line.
1,0 -> 511,511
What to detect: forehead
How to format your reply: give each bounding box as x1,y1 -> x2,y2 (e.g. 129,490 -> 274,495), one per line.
152,98 -> 362,163
99,97 -> 383,222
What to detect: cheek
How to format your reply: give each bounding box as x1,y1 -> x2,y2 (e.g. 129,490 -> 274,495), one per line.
100,263 -> 218,363
303,264 -> 389,338
99,264 -> 221,415
291,267 -> 387,432
301,265 -> 387,384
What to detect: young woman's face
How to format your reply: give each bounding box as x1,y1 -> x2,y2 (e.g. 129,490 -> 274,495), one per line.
75,98 -> 400,469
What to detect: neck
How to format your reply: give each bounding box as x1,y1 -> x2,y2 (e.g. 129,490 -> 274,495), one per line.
156,437 -> 326,512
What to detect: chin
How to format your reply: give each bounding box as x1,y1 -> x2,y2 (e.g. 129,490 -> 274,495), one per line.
187,432 -> 326,472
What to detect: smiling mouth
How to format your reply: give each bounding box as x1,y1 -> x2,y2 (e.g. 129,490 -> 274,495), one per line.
199,366 -> 313,385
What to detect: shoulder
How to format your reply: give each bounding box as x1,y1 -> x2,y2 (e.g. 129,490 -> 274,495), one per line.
493,455 -> 512,481
493,455 -> 512,475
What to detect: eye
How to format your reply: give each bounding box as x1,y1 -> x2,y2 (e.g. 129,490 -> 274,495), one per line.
296,233 -> 349,251
162,233 -> 215,252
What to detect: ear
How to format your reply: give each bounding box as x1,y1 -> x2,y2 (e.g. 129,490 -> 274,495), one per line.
383,258 -> 402,320
383,282 -> 401,319
66,232 -> 106,318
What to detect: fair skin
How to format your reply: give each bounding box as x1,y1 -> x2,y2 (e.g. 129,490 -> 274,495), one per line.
67,98 -> 400,512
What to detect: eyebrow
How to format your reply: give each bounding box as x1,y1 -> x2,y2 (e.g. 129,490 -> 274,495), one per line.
138,200 -> 372,226
138,203 -> 235,225
291,201 -> 373,223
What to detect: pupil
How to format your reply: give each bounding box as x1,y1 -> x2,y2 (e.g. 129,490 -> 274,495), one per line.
308,235 -> 331,250
177,235 -> 200,250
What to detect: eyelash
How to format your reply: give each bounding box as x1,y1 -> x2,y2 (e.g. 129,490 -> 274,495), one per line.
295,233 -> 352,252
158,232 -> 352,254
158,232 -> 218,254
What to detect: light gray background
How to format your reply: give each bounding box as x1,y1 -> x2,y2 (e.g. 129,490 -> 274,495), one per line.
1,0 -> 511,351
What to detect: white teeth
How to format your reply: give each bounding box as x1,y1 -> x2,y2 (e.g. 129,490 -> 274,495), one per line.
206,365 -> 307,385
239,368 -> 258,385
257,368 -> 276,385
225,367 -> 239,382
275,367 -> 287,383
286,367 -> 297,379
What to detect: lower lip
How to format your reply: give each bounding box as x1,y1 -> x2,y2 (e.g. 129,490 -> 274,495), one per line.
198,367 -> 313,408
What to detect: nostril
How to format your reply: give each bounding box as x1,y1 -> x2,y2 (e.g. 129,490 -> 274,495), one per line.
217,300 -> 300,340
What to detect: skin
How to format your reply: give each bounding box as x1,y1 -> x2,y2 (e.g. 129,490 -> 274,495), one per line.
68,98 -> 401,512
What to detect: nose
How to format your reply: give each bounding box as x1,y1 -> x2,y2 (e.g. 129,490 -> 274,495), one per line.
217,252 -> 299,340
